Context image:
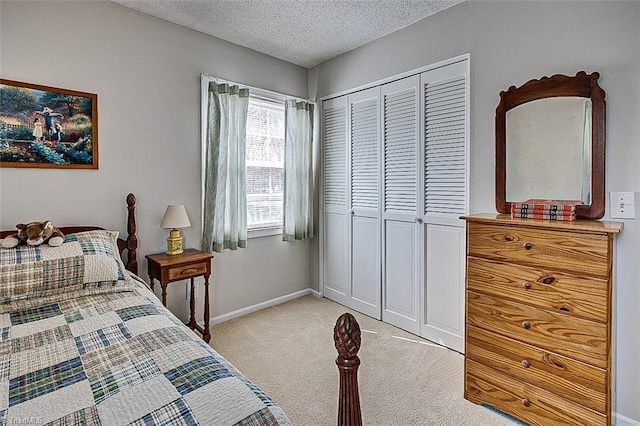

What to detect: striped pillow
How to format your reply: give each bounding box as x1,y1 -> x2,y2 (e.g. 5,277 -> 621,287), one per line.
0,230 -> 134,312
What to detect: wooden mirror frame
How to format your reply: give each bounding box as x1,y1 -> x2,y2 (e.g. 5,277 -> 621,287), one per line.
495,71 -> 605,219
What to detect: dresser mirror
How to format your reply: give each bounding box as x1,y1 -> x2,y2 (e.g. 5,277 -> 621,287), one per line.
495,71 -> 606,219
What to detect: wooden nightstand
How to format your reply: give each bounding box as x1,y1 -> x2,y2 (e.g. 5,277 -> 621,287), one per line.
145,248 -> 214,343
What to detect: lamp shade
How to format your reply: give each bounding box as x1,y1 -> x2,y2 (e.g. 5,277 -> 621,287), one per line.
160,204 -> 191,229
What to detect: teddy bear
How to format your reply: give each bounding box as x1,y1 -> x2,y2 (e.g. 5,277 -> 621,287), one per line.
1,221 -> 65,248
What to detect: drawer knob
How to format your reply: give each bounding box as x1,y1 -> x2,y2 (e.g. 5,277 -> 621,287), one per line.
521,360 -> 530,368
523,242 -> 532,250
522,321 -> 531,330
181,268 -> 198,275
521,399 -> 530,408
522,282 -> 531,290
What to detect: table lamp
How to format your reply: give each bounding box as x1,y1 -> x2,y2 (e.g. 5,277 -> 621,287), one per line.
160,204 -> 191,255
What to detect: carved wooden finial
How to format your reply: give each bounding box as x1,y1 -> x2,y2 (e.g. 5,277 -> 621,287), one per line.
334,313 -> 361,360
334,313 -> 362,426
126,192 -> 136,207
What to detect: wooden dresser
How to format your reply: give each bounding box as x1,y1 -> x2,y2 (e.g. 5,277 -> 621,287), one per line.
462,214 -> 622,426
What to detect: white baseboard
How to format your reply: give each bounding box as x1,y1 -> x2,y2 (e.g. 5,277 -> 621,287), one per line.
616,412 -> 640,426
309,288 -> 322,298
207,288 -> 314,325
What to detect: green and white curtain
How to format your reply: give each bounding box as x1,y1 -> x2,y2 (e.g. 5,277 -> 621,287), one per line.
202,82 -> 250,252
283,100 -> 314,241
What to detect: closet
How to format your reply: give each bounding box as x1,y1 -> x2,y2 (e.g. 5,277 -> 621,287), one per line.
321,56 -> 469,352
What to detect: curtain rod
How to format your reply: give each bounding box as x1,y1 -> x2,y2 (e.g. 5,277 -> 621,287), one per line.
200,73 -> 315,104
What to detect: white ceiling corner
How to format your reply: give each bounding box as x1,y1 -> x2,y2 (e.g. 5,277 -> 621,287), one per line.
109,0 -> 464,68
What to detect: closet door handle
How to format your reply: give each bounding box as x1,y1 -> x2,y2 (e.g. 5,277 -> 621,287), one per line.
522,321 -> 531,330
415,216 -> 423,224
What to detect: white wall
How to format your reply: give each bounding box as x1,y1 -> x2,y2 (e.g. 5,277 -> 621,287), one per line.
309,1 -> 640,422
0,0 -> 316,320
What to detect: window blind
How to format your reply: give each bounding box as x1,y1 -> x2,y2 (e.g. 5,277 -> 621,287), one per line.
246,96 -> 285,229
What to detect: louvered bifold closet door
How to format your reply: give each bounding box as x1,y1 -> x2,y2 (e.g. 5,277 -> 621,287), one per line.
380,75 -> 421,334
322,95 -> 349,306
424,74 -> 467,216
419,58 -> 469,353
348,87 -> 381,319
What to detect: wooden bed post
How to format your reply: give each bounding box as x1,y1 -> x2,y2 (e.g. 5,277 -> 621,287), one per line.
334,312 -> 362,426
125,193 -> 138,275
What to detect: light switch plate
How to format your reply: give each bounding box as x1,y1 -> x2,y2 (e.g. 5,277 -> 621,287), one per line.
610,192 -> 636,219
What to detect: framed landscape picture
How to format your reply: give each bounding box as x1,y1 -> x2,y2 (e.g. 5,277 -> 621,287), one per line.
0,79 -> 98,169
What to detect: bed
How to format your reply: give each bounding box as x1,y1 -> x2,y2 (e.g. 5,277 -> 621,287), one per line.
0,194 -> 292,426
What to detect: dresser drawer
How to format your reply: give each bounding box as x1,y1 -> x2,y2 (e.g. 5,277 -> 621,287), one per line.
168,262 -> 208,281
467,222 -> 610,278
466,325 -> 607,412
466,257 -> 609,322
465,360 -> 607,426
467,291 -> 608,368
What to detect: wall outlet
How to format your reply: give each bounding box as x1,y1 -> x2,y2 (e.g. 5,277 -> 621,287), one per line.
610,192 -> 637,219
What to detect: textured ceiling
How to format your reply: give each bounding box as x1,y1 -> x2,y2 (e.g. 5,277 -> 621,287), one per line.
110,0 -> 464,68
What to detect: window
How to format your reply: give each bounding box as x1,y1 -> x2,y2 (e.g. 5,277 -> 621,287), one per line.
245,95 -> 285,234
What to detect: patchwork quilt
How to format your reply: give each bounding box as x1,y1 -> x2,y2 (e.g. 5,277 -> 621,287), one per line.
0,231 -> 291,426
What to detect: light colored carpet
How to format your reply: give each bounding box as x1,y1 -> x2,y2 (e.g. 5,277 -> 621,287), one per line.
210,295 -> 519,426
